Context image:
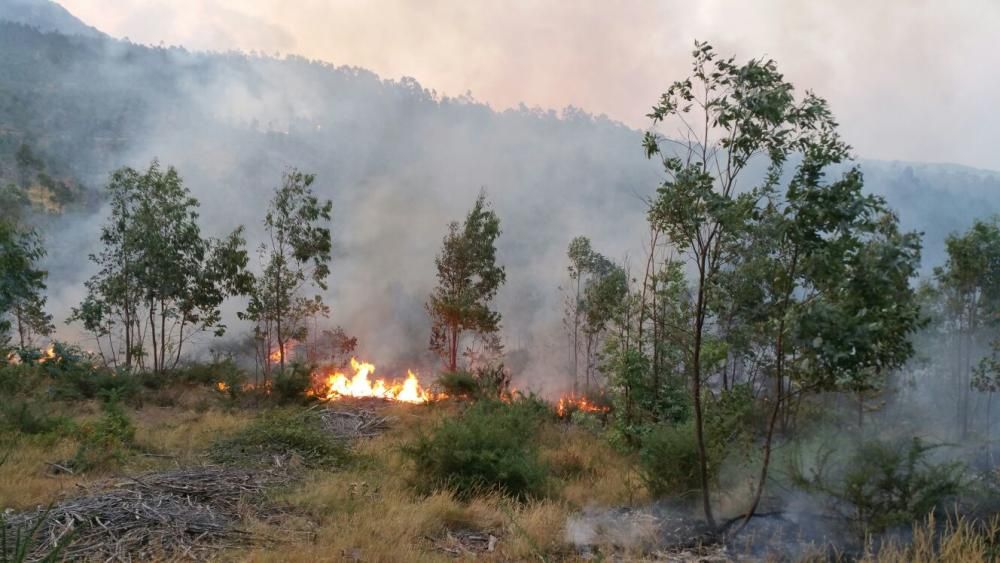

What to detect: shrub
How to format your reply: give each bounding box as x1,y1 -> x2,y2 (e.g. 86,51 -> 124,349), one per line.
473,362 -> 511,399
792,437 -> 966,537
0,363 -> 45,397
52,366 -> 139,402
169,358 -> 245,387
210,408 -> 346,467
403,399 -> 548,499
0,401 -> 72,436
71,399 -> 135,471
638,421 -> 702,497
272,364 -> 314,403
638,385 -> 754,498
608,349 -> 691,447
437,371 -> 480,398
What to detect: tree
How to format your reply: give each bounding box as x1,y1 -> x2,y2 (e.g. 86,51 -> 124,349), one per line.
564,237 -> 628,393
0,220 -> 51,349
643,41 -> 923,528
933,217 -> 1000,438
427,191 -> 506,373
71,161 -> 253,372
241,169 -> 332,375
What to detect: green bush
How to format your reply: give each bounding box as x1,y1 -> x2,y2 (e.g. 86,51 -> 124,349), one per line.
272,364 -> 314,403
403,398 -> 548,499
169,358 -> 245,387
437,371 -> 480,398
0,401 -> 72,435
607,349 -> 691,448
638,385 -> 754,499
71,399 -> 135,471
210,408 -> 346,467
792,437 -> 966,537
638,421 -> 702,497
0,363 -> 45,398
473,363 -> 511,399
52,366 -> 138,402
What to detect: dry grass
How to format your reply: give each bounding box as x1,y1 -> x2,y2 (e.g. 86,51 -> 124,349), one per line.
862,513 -> 1000,563
0,435 -> 82,509
540,423 -> 647,507
0,404 -> 251,510
131,406 -> 252,464
232,404 -> 645,562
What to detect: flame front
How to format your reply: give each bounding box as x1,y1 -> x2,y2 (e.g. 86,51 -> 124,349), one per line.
556,395 -> 611,417
319,358 -> 430,404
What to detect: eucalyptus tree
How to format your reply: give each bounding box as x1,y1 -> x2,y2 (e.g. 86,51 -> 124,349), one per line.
427,191 -> 505,373
71,161 -> 253,372
0,220 -> 51,349
241,169 -> 332,374
643,41 -> 923,527
934,217 -> 1000,437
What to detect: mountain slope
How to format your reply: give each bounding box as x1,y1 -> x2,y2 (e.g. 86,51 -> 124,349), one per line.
0,18 -> 996,368
0,0 -> 101,37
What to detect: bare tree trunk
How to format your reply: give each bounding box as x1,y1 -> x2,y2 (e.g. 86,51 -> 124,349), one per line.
573,275 -> 581,394
691,257 -> 715,528
449,321 -> 459,372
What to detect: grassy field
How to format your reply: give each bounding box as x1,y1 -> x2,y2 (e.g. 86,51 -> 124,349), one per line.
2,375 -> 997,562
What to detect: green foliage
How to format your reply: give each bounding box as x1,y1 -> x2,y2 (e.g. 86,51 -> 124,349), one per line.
272,363 -> 314,403
52,367 -> 138,402
0,220 -> 50,349
639,421 -> 702,497
437,365 -> 512,400
607,348 -> 690,447
168,358 -> 244,387
436,371 -> 480,398
638,386 -> 754,499
69,161 -> 252,373
210,408 -> 346,468
0,401 -> 72,436
427,191 -> 506,372
792,438 -> 966,537
241,169 -> 332,375
71,399 -> 135,472
403,398 -> 548,500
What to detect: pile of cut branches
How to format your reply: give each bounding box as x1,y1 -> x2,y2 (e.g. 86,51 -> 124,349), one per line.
319,407 -> 395,440
3,466 -> 289,562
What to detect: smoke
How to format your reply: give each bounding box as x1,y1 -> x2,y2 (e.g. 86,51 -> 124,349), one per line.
5,6 -> 997,395
58,0 -> 1000,172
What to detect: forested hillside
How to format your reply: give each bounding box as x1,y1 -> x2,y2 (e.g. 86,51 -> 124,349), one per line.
0,15 -> 996,361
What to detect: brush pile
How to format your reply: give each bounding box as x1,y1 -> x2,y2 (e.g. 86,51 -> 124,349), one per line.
2,466 -> 288,562
319,407 -> 395,439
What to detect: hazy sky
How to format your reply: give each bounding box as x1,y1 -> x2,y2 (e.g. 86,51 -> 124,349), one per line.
59,0 -> 1000,171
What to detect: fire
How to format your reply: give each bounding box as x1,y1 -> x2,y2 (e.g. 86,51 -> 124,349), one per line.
556,395 -> 611,418
268,340 -> 298,364
317,358 -> 431,404
216,381 -> 229,392
38,344 -> 56,363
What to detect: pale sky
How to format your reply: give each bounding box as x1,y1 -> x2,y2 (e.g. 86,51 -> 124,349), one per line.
59,0 -> 1000,171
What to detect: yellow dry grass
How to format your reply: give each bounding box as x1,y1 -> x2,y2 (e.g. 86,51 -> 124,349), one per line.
0,404 -> 251,509
0,435 -> 82,509
232,404 -> 642,562
862,513 -> 1000,563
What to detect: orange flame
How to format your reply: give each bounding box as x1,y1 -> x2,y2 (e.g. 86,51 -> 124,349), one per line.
317,358 -> 431,404
268,340 -> 298,364
37,344 -> 56,364
556,395 -> 610,418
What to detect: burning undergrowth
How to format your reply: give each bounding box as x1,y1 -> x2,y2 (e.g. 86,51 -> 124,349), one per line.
1,467 -> 290,562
